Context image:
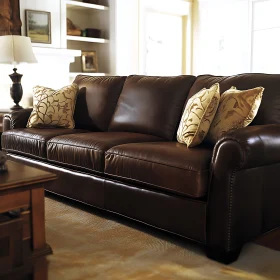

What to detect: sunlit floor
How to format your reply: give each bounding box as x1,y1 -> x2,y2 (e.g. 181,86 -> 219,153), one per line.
42,196 -> 280,280
3,195 -> 280,279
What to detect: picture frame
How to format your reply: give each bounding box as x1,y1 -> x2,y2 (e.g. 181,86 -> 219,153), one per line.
25,10 -> 51,44
81,51 -> 98,72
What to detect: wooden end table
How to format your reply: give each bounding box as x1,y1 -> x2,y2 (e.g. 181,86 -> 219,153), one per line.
0,160 -> 56,273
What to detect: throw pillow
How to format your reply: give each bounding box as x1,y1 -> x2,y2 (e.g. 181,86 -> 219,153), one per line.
27,84 -> 79,129
177,83 -> 220,148
206,86 -> 264,144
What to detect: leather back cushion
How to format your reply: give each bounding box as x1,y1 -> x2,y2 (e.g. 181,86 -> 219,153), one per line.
73,75 -> 126,131
109,75 -> 196,140
188,74 -> 280,126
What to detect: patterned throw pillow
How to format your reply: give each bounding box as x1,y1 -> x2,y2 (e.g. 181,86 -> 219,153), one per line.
27,84 -> 79,129
177,83 -> 220,148
206,86 -> 264,144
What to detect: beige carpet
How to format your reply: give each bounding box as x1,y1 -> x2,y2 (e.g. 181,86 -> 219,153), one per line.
45,197 -> 280,280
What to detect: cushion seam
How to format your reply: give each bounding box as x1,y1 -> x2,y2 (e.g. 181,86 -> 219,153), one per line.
105,151 -> 210,173
47,141 -> 105,152
2,147 -> 46,160
104,172 -> 206,198
3,133 -> 48,142
47,158 -> 103,174
47,138 -> 163,152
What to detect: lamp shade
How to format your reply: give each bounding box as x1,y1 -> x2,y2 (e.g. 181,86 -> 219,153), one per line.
0,35 -> 37,65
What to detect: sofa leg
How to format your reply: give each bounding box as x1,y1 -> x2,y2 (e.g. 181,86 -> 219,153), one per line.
206,247 -> 242,264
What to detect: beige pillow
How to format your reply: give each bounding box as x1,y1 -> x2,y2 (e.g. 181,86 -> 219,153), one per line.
177,83 -> 220,148
206,86 -> 264,144
27,84 -> 79,129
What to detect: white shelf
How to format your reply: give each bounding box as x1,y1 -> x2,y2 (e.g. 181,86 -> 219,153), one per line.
66,0 -> 108,11
69,72 -> 106,77
32,47 -> 81,57
67,35 -> 109,43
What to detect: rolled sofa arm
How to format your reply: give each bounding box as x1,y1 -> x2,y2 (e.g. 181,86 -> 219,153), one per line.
3,108 -> 32,132
212,124 -> 280,171
207,124 -> 280,262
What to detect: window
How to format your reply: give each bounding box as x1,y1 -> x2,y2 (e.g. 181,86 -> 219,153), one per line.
139,0 -> 191,76
251,0 -> 280,73
142,12 -> 183,76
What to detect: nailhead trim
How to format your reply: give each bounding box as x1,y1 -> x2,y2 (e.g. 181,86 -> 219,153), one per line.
227,169 -> 237,251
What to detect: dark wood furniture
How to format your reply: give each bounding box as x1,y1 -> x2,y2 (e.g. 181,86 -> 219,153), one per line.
0,160 -> 56,274
0,0 -> 22,36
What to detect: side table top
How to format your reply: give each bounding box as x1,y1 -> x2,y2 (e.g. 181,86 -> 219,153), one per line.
0,160 -> 57,191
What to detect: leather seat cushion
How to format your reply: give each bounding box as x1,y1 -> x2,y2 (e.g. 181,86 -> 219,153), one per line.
2,128 -> 88,160
47,132 -> 163,173
105,142 -> 213,198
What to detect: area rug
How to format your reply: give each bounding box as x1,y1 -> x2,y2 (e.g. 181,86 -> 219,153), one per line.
45,196 -> 280,280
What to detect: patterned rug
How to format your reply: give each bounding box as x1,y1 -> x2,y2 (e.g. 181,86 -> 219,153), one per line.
45,196 -> 280,280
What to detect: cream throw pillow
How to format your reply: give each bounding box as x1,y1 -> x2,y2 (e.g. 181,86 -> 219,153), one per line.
206,86 -> 264,144
27,84 -> 79,129
177,83 -> 220,148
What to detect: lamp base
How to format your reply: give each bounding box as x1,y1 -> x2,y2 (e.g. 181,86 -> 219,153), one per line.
9,68 -> 23,110
10,104 -> 23,110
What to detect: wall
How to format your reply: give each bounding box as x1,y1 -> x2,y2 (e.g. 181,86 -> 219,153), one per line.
192,0 -> 250,76
20,0 -> 62,48
114,0 -> 140,75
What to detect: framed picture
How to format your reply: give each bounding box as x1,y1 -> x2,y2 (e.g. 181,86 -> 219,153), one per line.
81,51 -> 98,72
25,10 -> 51,44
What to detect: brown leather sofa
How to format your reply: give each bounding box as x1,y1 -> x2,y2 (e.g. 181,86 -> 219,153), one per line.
2,74 -> 280,264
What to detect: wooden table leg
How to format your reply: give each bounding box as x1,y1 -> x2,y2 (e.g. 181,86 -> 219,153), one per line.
33,257 -> 48,280
31,187 -> 52,257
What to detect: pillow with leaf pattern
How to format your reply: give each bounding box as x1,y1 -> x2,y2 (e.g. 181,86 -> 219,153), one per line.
27,84 -> 79,129
206,86 -> 264,144
177,83 -> 220,147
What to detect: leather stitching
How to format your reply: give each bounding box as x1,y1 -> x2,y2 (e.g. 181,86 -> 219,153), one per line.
227,169 -> 236,251
3,134 -> 49,142
212,138 -> 245,252
47,143 -> 104,172
105,171 -> 207,198
47,141 -> 105,152
105,151 -> 209,173
47,158 -> 103,174
3,147 -> 46,160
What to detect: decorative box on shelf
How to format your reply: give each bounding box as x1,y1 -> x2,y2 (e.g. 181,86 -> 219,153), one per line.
85,28 -> 101,38
83,0 -> 99,4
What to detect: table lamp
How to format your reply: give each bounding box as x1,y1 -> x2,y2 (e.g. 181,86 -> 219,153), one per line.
0,35 -> 37,110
